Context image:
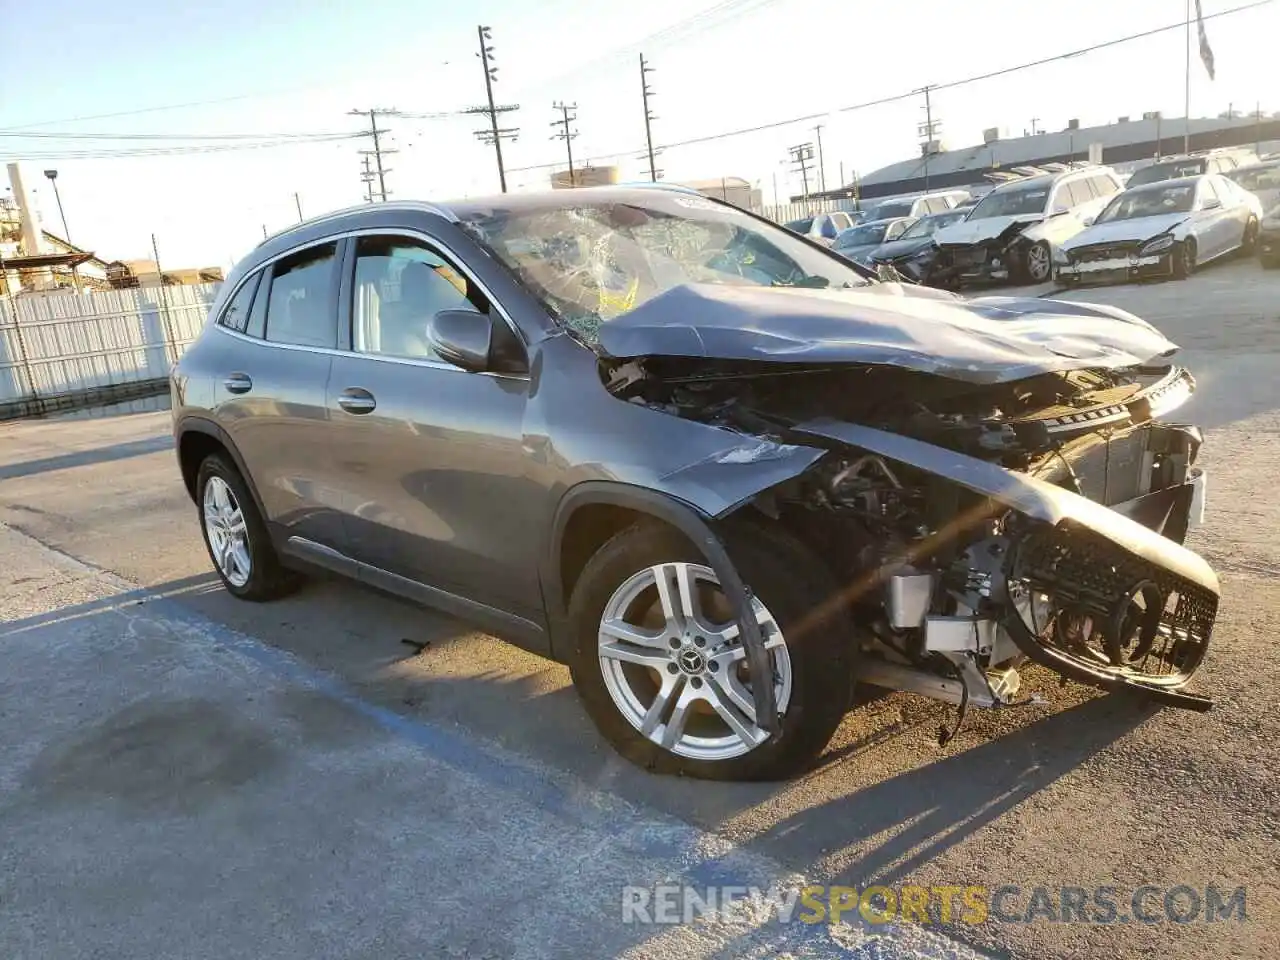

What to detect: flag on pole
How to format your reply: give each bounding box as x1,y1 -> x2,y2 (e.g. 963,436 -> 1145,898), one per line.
1194,0 -> 1216,80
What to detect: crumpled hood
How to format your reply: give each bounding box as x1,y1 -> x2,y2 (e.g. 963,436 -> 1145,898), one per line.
933,214 -> 1042,247
594,282 -> 1179,385
1060,212 -> 1190,251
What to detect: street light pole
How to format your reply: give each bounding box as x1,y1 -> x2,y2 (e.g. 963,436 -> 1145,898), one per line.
42,169 -> 80,292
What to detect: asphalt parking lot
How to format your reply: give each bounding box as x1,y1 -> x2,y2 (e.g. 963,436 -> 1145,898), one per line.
2,257 -> 1278,959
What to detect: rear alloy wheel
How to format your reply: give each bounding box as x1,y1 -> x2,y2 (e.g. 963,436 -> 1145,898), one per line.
1024,241 -> 1052,283
196,454 -> 299,601
1173,238 -> 1196,280
567,522 -> 853,781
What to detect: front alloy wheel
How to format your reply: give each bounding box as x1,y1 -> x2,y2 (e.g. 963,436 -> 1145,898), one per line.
203,476 -> 251,587
596,562 -> 791,761
1025,241 -> 1052,283
567,522 -> 853,780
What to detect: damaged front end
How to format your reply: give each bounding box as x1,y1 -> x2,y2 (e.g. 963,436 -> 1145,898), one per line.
932,219 -> 1039,288
604,347 -> 1217,726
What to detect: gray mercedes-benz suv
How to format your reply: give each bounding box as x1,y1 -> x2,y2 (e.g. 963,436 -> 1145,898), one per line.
173,186 -> 1218,780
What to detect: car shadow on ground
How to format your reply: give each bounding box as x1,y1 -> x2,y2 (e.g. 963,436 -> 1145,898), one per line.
752,695 -> 1156,886
3,564 -> 1161,960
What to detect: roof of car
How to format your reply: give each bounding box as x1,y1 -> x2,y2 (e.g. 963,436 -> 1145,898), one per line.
990,174 -> 1055,193
261,185 -> 729,250
1120,176 -> 1205,194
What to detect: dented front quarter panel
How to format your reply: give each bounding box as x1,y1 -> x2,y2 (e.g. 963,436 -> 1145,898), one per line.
530,334 -> 826,520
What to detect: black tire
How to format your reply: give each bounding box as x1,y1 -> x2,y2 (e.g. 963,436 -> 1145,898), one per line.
1173,238 -> 1196,280
196,453 -> 300,601
1241,217 -> 1259,255
566,520 -> 855,781
1021,240 -> 1052,284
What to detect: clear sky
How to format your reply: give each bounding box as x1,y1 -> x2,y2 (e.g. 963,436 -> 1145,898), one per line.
2,0 -> 1274,269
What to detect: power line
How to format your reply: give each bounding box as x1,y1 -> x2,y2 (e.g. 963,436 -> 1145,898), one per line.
523,0 -> 783,94
505,0 -> 1273,174
0,129 -> 351,141
1,134 -> 362,161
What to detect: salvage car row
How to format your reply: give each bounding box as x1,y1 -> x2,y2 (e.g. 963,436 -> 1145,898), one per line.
788,151 -> 1280,287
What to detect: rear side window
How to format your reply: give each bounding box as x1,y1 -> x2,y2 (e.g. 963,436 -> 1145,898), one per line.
264,243 -> 339,348
217,272 -> 261,334
1091,174 -> 1120,198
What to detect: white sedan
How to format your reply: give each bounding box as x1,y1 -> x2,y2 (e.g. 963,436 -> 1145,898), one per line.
1056,174 -> 1263,285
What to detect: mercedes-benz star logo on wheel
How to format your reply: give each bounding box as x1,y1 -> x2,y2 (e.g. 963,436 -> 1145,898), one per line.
678,648 -> 706,675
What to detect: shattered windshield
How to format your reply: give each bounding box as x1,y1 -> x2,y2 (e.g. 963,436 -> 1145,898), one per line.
455,193 -> 872,340
1095,182 -> 1197,222
967,184 -> 1050,219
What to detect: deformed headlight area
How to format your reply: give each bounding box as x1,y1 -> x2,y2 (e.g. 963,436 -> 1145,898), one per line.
998,519 -> 1216,690
1140,234 -> 1176,256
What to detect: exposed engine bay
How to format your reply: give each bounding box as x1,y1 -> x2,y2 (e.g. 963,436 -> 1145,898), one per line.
603,353 -> 1214,732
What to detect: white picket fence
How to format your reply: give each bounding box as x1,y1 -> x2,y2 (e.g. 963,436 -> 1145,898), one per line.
0,284 -> 219,413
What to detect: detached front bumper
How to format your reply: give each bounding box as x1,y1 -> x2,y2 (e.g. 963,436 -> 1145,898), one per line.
1058,250 -> 1174,285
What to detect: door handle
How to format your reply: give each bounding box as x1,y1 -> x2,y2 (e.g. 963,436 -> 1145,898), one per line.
337,387 -> 377,414
223,372 -> 253,394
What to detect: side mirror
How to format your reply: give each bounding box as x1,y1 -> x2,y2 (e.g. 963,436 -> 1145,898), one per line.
428,308 -> 492,372
1202,197 -> 1222,210
1081,215 -> 1096,227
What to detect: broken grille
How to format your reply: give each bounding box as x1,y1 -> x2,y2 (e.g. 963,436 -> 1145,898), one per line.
1009,521 -> 1215,685
1070,242 -> 1139,263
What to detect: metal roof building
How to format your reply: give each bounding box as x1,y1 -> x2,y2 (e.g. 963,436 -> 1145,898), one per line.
819,113 -> 1280,201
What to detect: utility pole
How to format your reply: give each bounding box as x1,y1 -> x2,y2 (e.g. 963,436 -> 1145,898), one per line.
787,143 -> 814,202
812,124 -> 827,194
1184,0 -> 1192,153
551,101 -> 578,187
465,25 -> 520,193
294,192 -> 303,222
360,156 -> 376,203
916,86 -> 941,191
349,108 -> 399,201
639,54 -> 661,182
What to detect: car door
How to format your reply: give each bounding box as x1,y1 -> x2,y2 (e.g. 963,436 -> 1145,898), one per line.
1199,178 -> 1235,257
325,231 -> 544,619
213,239 -> 347,549
1214,175 -> 1252,248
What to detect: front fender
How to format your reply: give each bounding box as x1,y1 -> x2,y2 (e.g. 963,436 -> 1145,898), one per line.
544,480 -> 781,732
